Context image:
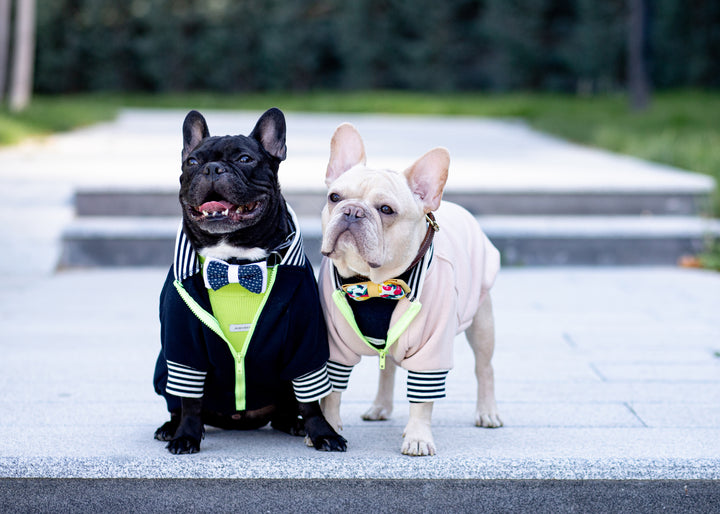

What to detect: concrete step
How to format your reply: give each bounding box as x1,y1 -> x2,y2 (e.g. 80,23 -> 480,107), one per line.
58,215 -> 720,268
75,187 -> 710,217
2,478 -> 717,512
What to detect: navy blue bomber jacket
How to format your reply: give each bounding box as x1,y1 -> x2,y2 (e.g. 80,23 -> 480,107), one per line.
153,208 -> 333,414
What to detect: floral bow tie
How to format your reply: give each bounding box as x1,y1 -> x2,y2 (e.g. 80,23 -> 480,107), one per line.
203,258 -> 267,293
342,279 -> 411,301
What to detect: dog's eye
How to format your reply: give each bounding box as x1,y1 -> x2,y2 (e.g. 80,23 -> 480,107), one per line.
379,205 -> 394,215
236,155 -> 254,164
329,193 -> 341,203
186,157 -> 199,166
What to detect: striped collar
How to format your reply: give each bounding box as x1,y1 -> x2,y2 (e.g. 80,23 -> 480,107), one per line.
173,203 -> 306,282
331,242 -> 434,303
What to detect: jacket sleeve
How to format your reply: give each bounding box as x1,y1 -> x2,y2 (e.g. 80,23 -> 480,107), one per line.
158,270 -> 210,399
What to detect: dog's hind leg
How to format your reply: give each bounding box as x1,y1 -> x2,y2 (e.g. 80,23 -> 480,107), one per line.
362,359 -> 397,421
270,383 -> 305,436
466,294 -> 502,428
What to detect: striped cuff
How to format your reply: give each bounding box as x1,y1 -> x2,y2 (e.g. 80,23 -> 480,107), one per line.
407,370 -> 449,403
292,364 -> 333,403
166,360 -> 206,398
327,361 -> 353,392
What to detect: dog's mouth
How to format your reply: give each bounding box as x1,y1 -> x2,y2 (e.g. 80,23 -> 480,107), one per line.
188,199 -> 264,223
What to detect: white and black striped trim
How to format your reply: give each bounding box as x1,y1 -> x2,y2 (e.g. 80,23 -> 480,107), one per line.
406,370 -> 448,403
173,223 -> 200,281
404,243 -> 433,302
172,204 -> 306,282
278,215 -> 305,267
292,364 -> 333,403
267,204 -> 306,267
165,360 -> 207,398
326,361 -> 353,391
331,243 -> 434,303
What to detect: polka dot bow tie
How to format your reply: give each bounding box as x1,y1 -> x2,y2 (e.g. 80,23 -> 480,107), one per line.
203,258 -> 267,294
341,279 -> 411,301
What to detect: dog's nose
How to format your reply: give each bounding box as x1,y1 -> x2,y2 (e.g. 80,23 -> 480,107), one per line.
343,205 -> 366,220
203,163 -> 226,176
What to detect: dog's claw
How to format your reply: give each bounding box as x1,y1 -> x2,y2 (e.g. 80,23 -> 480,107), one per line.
154,419 -> 179,442
323,435 -> 348,452
309,434 -> 347,452
166,436 -> 201,454
154,427 -> 173,441
475,412 -> 503,428
401,438 -> 436,457
362,405 -> 392,421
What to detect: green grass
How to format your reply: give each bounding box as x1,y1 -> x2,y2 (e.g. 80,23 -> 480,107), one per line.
0,96 -> 118,145
2,89 -> 719,213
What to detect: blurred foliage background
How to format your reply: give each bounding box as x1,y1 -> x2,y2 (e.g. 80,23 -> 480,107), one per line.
1,0 -> 718,259
33,0 -> 720,94
2,0 -> 716,216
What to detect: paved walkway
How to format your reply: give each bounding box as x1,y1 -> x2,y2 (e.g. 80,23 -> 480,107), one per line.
0,265 -> 718,481
1,109 -> 714,275
0,111 -> 718,488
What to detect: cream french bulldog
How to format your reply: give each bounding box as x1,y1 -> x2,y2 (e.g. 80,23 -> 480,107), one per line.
318,123 -> 502,456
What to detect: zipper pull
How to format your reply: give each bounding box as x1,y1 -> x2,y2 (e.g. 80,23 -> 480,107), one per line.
379,351 -> 386,370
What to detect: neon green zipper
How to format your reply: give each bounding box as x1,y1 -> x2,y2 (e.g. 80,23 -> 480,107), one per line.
173,270 -> 278,411
331,289 -> 422,369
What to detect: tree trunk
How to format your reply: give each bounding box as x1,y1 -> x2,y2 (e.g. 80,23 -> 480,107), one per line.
627,0 -> 650,111
9,0 -> 36,112
0,0 -> 11,102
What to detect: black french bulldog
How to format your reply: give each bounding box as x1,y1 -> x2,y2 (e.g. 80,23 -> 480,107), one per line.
153,108 -> 346,454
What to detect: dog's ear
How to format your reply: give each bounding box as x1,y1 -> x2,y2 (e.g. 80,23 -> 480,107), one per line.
404,148 -> 450,213
250,108 -> 287,161
182,110 -> 210,161
326,123 -> 367,186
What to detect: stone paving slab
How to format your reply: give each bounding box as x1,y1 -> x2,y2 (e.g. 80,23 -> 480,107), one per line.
0,267 -> 718,480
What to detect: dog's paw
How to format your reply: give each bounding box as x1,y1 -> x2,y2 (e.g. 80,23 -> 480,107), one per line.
308,432 -> 348,452
166,436 -> 201,454
271,415 -> 306,437
304,417 -> 347,452
401,436 -> 436,457
401,420 -> 436,456
475,410 -> 503,428
361,404 -> 392,421
154,420 -> 177,442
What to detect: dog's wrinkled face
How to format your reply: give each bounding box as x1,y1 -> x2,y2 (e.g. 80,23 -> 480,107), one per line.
321,123 -> 449,283
179,109 -> 288,253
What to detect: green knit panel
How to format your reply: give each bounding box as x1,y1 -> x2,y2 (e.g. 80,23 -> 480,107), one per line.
208,267 -> 276,353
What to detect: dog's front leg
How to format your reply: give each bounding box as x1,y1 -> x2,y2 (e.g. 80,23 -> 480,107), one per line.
166,397 -> 204,454
320,390 -> 344,433
401,402 -> 435,456
362,359 -> 396,421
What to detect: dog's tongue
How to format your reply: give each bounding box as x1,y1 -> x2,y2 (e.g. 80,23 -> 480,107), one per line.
198,201 -> 234,213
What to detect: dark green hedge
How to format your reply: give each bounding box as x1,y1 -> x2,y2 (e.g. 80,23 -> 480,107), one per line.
34,0 -> 720,93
